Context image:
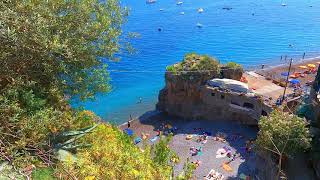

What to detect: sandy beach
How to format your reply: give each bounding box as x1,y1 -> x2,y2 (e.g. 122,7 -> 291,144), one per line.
120,111 -> 259,179
255,56 -> 320,86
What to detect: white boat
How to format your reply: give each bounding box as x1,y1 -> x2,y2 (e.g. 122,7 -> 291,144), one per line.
159,8 -> 164,11
198,8 -> 204,13
196,23 -> 203,28
180,12 -> 185,15
177,1 -> 183,5
281,3 -> 287,6
146,0 -> 156,4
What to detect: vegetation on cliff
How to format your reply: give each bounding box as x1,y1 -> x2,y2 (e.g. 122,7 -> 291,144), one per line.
225,62 -> 243,69
0,1 -> 174,179
166,53 -> 220,81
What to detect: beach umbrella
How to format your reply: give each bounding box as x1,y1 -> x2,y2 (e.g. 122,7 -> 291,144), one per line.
298,65 -> 308,69
307,64 -> 316,68
289,79 -> 300,84
124,128 -> 134,136
281,72 -> 289,77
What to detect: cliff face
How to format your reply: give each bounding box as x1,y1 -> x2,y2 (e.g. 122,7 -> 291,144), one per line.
157,69 -> 272,125
157,72 -> 207,119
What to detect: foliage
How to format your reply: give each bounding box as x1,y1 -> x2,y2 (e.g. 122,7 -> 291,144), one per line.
225,62 -> 243,71
153,134 -> 175,165
32,168 -> 56,180
256,110 -> 311,157
176,158 -> 196,180
0,79 -> 98,168
166,53 -> 220,81
0,0 -> 127,101
0,1 -> 176,179
57,124 -> 173,180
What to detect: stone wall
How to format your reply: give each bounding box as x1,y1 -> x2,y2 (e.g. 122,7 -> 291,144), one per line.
220,67 -> 243,80
157,71 -> 272,125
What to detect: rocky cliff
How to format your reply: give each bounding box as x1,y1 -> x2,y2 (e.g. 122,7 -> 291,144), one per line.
157,54 -> 271,125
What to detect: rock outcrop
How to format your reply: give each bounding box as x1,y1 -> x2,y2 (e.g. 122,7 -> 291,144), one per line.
157,56 -> 272,125
220,66 -> 243,81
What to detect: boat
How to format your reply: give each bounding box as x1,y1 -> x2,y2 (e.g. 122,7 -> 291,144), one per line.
196,23 -> 203,28
177,1 -> 183,5
281,1 -> 287,6
159,8 -> 164,11
180,12 -> 185,15
198,8 -> 204,13
222,7 -> 233,10
146,0 -> 156,4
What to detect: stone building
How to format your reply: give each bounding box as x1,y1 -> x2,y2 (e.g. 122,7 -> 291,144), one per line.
157,70 -> 272,125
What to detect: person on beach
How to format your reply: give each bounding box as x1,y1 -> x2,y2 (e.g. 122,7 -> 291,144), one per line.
127,120 -> 131,128
127,114 -> 132,128
156,129 -> 161,136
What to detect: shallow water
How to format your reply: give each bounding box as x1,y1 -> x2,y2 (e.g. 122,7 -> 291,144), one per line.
76,0 -> 320,124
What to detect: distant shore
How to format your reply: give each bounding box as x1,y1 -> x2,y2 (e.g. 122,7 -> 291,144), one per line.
255,55 -> 320,85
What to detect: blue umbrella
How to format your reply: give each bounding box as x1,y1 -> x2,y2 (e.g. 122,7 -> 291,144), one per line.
289,79 -> 300,84
281,72 -> 289,77
124,128 -> 134,136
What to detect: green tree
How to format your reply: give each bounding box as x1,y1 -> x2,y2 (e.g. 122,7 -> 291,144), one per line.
256,110 -> 311,178
225,62 -> 243,71
0,0 -> 127,101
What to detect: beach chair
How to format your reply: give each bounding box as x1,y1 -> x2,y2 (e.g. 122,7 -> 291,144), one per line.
205,169 -> 224,180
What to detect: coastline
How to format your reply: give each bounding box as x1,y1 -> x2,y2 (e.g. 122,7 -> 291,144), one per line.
118,54 -> 320,127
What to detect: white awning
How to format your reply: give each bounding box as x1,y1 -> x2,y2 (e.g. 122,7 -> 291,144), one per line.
207,78 -> 250,93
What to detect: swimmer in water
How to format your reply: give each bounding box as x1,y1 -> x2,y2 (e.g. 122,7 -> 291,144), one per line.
137,97 -> 142,104
158,28 -> 162,31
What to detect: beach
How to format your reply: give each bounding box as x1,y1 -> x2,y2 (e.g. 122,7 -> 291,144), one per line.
120,111 -> 259,179
255,56 -> 320,86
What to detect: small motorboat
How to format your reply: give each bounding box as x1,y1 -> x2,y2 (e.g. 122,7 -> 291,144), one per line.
198,8 -> 204,13
281,3 -> 287,6
159,8 -> 164,11
146,0 -> 156,4
177,1 -> 183,5
180,12 -> 185,15
222,7 -> 233,10
196,23 -> 203,28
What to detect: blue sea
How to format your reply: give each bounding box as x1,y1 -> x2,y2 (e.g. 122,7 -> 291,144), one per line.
77,0 -> 320,124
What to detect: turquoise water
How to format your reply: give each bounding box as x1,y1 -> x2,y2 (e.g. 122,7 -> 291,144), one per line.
77,0 -> 320,124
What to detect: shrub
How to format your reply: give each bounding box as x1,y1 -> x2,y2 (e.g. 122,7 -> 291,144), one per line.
225,62 -> 242,69
167,53 -> 220,81
256,110 -> 311,157
57,124 -> 173,179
